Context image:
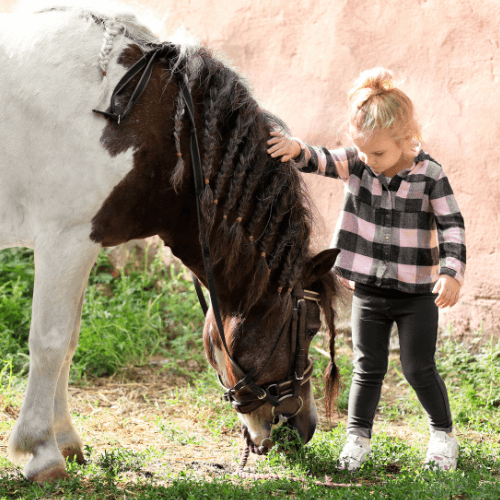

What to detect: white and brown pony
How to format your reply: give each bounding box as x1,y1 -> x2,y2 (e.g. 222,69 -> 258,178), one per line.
0,1 -> 340,483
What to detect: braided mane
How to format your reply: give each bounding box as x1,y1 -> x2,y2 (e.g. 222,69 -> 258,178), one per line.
170,46 -> 319,315
178,54 -> 341,411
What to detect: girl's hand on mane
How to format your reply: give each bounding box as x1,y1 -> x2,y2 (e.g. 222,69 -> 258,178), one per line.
267,131 -> 302,162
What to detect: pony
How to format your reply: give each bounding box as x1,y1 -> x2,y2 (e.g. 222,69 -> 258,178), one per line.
0,1 -> 340,483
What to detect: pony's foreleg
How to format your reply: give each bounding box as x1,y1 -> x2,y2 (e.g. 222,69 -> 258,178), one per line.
8,235 -> 100,483
53,290 -> 86,464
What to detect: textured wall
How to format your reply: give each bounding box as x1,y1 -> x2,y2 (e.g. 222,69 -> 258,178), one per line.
3,0 -> 499,339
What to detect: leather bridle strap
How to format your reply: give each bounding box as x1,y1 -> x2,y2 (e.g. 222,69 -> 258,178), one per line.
92,43 -> 178,124
175,71 -> 282,408
192,272 -> 208,316
91,42 -> 296,410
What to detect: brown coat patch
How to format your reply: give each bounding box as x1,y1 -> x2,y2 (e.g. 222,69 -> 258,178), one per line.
90,45 -> 205,275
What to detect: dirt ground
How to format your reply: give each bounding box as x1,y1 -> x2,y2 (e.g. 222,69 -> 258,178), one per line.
0,352 -> 421,481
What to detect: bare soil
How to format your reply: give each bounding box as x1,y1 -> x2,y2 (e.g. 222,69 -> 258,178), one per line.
0,351 -> 422,481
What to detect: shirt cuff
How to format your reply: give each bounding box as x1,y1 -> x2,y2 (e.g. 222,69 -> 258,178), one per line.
439,267 -> 464,286
291,137 -> 306,162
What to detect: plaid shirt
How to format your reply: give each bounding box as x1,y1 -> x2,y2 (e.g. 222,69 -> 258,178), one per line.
293,142 -> 466,293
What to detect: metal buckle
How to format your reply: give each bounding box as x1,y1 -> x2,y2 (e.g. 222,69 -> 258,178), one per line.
256,388 -> 267,400
271,395 -> 304,420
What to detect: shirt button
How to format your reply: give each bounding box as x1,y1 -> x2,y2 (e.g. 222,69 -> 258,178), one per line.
385,236 -> 389,240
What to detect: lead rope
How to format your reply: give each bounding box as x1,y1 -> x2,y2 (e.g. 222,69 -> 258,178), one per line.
236,427 -> 362,488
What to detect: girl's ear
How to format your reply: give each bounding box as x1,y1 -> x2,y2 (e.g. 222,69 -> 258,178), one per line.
397,134 -> 414,154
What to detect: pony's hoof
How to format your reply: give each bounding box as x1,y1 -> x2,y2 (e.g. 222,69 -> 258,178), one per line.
28,465 -> 69,484
25,454 -> 68,484
61,446 -> 86,465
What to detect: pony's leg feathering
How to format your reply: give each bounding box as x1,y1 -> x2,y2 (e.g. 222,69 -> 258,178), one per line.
8,231 -> 100,483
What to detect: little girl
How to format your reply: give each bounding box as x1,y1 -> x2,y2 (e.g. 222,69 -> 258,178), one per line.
267,67 -> 466,471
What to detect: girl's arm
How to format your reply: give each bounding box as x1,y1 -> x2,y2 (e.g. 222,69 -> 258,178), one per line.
429,170 -> 466,308
267,131 -> 354,180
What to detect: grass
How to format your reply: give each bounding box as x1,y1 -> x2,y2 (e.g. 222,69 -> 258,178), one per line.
0,246 -> 207,382
0,246 -> 499,499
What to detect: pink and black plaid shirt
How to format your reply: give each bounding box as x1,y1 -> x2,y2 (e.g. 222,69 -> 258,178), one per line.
293,143 -> 466,293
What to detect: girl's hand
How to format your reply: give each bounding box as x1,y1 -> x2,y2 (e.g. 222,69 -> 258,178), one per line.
432,275 -> 461,308
267,131 -> 302,162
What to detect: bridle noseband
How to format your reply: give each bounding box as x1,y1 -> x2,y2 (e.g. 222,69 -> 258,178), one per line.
93,41 -> 320,421
212,286 -> 321,417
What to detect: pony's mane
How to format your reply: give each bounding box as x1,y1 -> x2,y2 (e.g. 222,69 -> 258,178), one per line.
171,46 -> 319,317
23,0 -> 335,321
15,0 -> 162,41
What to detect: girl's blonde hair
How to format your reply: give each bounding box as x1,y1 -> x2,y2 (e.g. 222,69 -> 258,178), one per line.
348,67 -> 422,142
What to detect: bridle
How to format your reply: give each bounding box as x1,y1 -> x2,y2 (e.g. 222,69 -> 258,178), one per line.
219,287 -> 318,417
195,278 -> 321,417
93,41 -> 320,422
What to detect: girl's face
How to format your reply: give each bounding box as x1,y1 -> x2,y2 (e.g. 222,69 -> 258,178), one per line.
350,128 -> 413,177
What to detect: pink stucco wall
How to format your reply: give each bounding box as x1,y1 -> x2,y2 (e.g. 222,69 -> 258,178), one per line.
3,0 -> 499,339
144,0 -> 500,340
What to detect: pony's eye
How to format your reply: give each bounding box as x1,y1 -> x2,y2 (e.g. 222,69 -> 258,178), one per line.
308,329 -> 318,337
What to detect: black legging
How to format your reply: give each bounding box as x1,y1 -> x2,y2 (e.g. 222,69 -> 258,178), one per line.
347,289 -> 453,439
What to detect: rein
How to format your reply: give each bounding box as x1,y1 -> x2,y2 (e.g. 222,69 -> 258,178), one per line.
93,41 -> 318,416
92,42 -> 360,489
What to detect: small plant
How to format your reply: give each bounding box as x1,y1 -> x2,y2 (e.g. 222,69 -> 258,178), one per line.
96,448 -> 146,477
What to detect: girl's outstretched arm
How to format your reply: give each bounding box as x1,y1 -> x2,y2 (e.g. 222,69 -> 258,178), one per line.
267,132 -> 355,179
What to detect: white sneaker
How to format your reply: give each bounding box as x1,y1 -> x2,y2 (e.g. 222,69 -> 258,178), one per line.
337,434 -> 372,471
424,430 -> 459,470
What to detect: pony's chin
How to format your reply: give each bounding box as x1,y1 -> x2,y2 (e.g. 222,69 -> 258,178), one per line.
239,400 -> 318,449
239,413 -> 272,448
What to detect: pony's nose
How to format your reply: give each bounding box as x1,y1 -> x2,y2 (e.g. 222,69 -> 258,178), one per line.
289,412 -> 317,444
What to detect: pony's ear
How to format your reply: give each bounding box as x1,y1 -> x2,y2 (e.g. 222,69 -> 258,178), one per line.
303,249 -> 340,287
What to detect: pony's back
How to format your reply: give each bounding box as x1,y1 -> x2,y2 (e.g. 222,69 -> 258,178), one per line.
0,6 -> 156,249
